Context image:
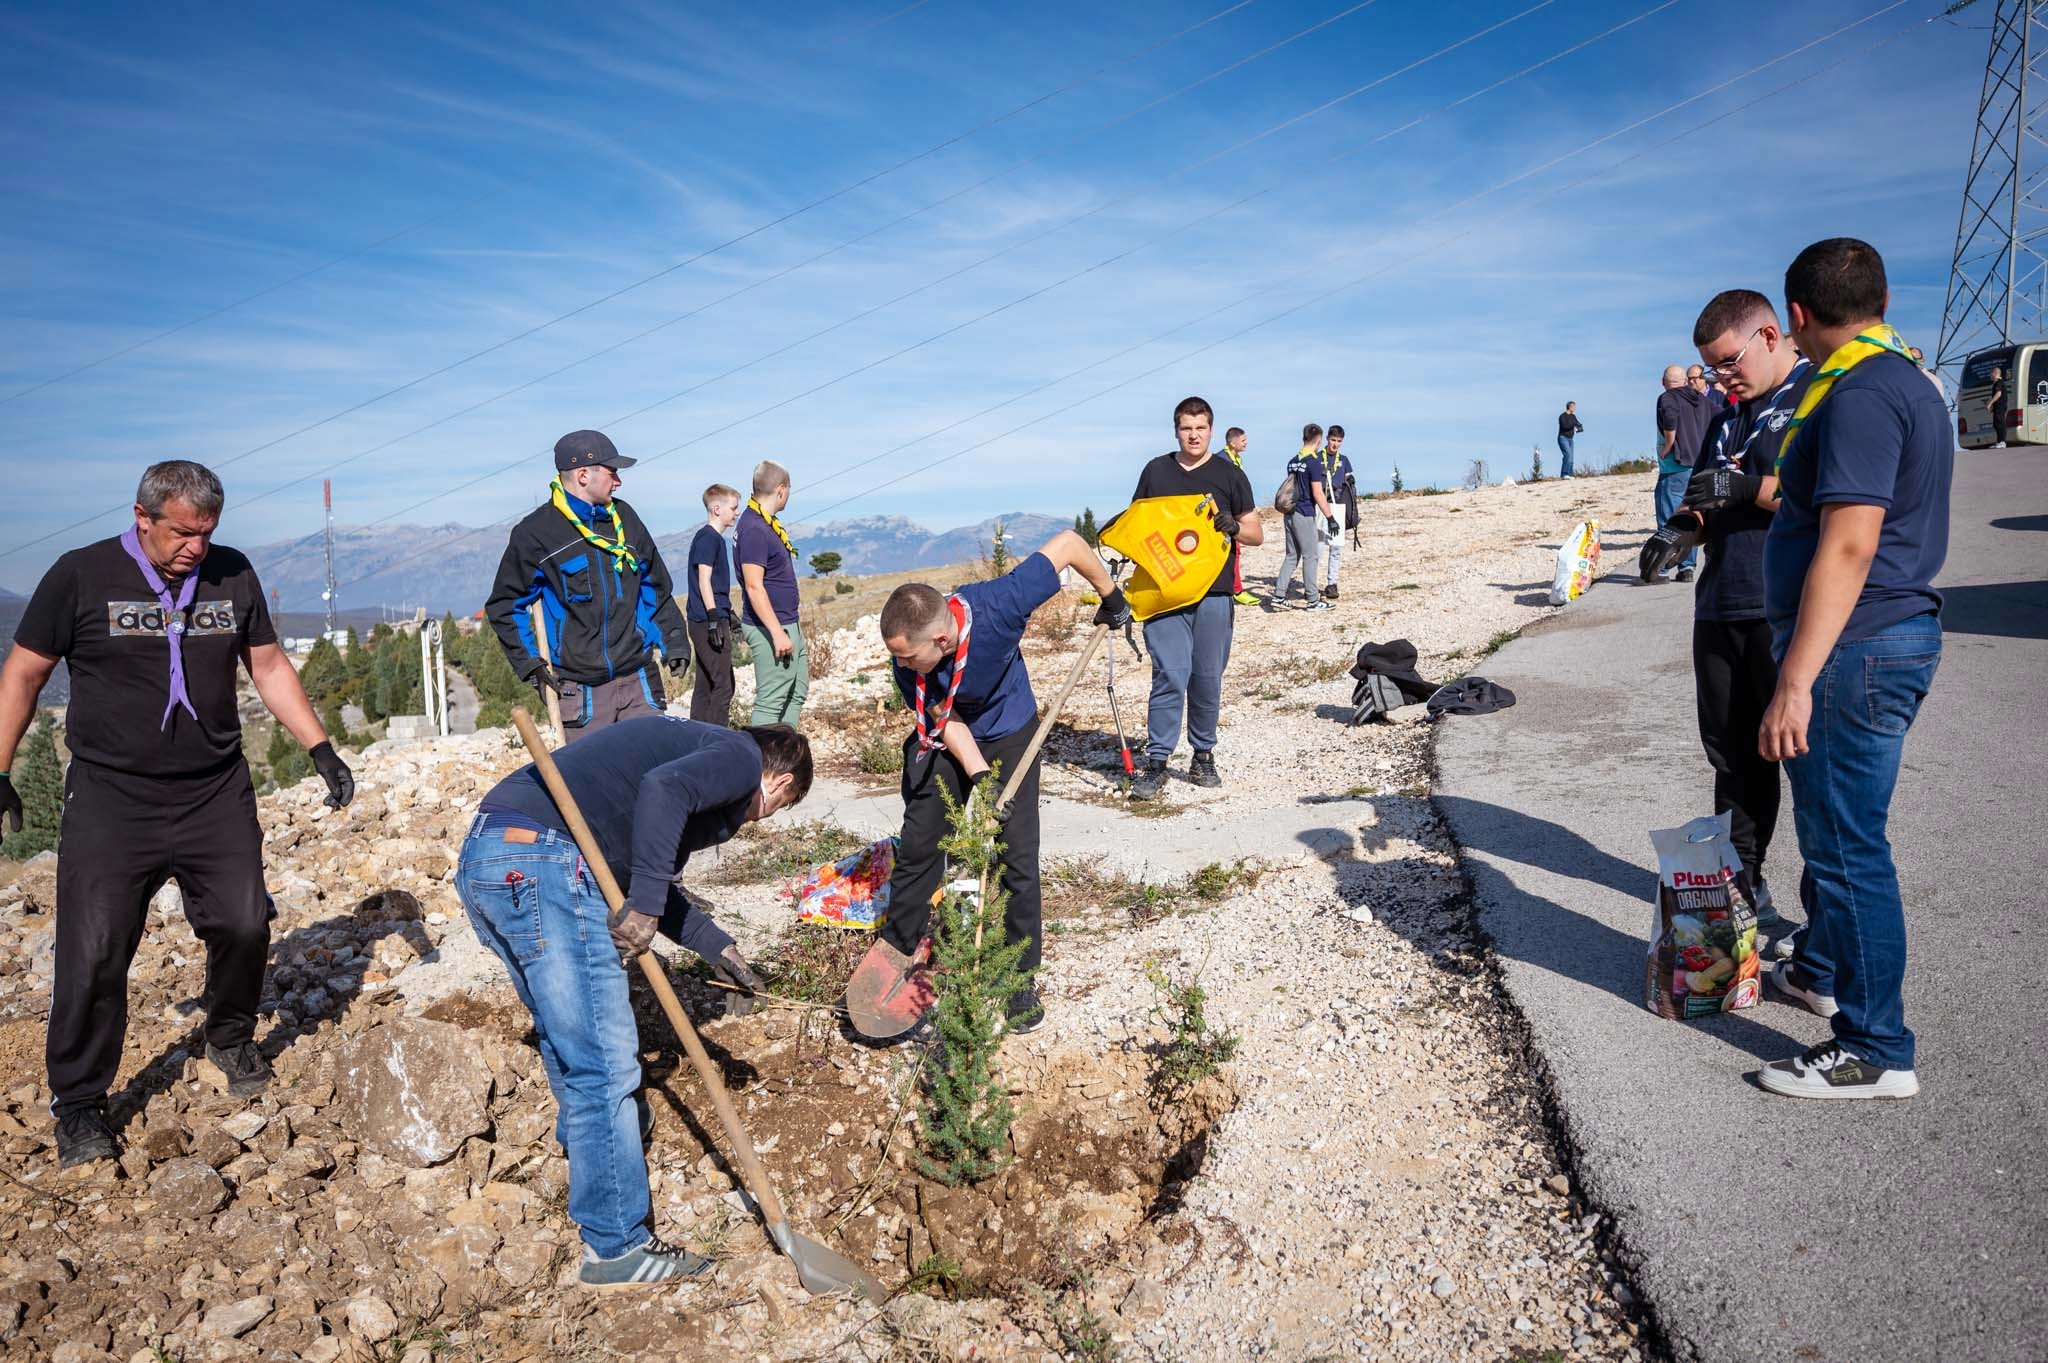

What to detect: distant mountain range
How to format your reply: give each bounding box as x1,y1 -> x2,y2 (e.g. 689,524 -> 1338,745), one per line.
241,511 -> 1070,616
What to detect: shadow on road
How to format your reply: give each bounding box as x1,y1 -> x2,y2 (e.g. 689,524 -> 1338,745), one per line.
1939,580 -> 2048,641
1989,514 -> 2048,532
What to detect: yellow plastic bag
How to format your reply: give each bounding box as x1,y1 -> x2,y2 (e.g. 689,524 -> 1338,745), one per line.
1098,494 -> 1231,621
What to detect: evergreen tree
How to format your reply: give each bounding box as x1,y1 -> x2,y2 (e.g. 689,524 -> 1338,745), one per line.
1529,446 -> 1544,483
1391,465 -> 1405,493
1073,508 -> 1100,547
987,520 -> 1009,577
918,770 -> 1034,1186
265,722 -> 312,791
297,637 -> 347,704
2,713 -> 64,860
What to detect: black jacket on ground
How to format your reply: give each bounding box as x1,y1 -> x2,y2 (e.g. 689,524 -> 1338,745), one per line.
1348,639 -> 1438,706
486,493 -> 690,686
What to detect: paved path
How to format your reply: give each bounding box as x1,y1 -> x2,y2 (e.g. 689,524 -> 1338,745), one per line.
1436,448 -> 2048,1363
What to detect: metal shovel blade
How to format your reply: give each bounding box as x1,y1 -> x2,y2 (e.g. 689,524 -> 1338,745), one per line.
768,1220 -> 888,1303
846,937 -> 935,1039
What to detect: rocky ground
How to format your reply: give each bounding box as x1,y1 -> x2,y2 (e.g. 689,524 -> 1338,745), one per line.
0,473 -> 1669,1363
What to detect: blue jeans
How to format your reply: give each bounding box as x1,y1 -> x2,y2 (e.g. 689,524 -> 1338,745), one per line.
1143,594 -> 1235,761
1783,616 -> 1941,1071
1557,435 -> 1575,477
1653,468 -> 1698,572
455,815 -> 649,1258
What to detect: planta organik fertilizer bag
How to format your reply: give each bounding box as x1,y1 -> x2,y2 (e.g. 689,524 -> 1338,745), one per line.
1645,813 -> 1761,1020
1547,520 -> 1601,606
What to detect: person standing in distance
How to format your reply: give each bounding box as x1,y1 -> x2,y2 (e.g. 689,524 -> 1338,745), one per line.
1987,365 -> 2008,446
1653,366 -> 1716,582
1129,396 -> 1263,798
1755,238 -> 1952,1100
1221,426 -> 1260,606
736,461 -> 807,729
685,484 -> 741,725
0,461 -> 354,1168
1319,425 -> 1356,600
1557,401 -> 1585,479
487,430 -> 691,739
1273,423 -> 1335,609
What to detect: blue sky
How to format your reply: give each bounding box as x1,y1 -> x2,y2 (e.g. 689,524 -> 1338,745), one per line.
0,0 -> 1989,596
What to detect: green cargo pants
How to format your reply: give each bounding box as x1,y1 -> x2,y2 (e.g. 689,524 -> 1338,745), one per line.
742,619 -> 808,728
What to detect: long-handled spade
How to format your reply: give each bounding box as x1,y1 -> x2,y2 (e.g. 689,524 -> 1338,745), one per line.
511,708 -> 886,1303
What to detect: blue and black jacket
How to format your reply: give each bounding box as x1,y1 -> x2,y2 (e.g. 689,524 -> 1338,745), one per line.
486,490 -> 690,691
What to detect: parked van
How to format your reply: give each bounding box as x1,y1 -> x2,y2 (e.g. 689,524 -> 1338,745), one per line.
1958,342 -> 2048,448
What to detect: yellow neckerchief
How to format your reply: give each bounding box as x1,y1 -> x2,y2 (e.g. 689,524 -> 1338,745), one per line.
1776,324 -> 1915,474
1319,445 -> 1345,484
748,495 -> 797,559
1225,445 -> 1247,467
549,479 -> 637,574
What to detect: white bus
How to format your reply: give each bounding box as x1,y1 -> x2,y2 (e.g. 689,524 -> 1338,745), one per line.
1958,342 -> 2048,449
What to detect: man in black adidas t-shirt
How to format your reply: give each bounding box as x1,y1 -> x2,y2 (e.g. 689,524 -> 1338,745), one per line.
0,461 -> 353,1169
1680,290 -> 1810,947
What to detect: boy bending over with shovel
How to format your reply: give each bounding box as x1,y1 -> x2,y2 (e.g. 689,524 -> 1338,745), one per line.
455,716 -> 811,1288
851,531 -> 1128,1038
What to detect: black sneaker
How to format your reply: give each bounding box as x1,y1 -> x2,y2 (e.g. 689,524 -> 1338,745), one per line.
1758,1039 -> 1918,1100
1005,986 -> 1044,1034
206,1041 -> 273,1098
1675,567 -> 1695,582
1322,584 -> 1339,600
1188,751 -> 1221,788
55,1105 -> 118,1169
1130,760 -> 1169,801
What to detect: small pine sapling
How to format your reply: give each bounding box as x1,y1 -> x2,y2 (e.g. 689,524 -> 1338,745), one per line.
918,766 -> 1035,1185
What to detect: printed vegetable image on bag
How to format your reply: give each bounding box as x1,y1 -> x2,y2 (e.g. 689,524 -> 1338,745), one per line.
1547,519 -> 1601,606
1645,813 -> 1761,1020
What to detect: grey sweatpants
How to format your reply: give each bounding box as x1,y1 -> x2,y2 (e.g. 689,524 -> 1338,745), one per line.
1273,511 -> 1322,600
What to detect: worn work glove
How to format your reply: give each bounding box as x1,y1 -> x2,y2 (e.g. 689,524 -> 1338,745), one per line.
1325,515 -> 1340,536
706,617 -> 727,652
1638,511 -> 1706,582
1684,466 -> 1764,512
1092,586 -> 1132,630
0,773 -> 20,835
608,902 -> 661,959
710,945 -> 764,1017
528,661 -> 572,701
664,647 -> 690,676
1212,505 -> 1240,541
309,742 -> 354,809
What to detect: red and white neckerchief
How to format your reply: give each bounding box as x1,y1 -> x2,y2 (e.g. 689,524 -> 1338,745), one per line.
912,596 -> 972,753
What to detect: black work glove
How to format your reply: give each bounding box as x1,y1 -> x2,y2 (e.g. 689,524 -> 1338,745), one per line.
528,661 -> 573,704
1638,511 -> 1705,581
710,945 -> 763,1017
0,773 -> 20,835
664,646 -> 690,676
1092,586 -> 1132,630
309,741 -> 354,809
706,617 -> 727,652
1684,466 -> 1764,512
1212,505 -> 1240,541
1325,515 -> 1340,536
608,901 -> 661,958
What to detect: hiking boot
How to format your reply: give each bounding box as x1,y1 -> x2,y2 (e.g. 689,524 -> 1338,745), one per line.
1130,760 -> 1169,801
1758,1040 -> 1918,1100
1766,963 -> 1838,1019
578,1235 -> 713,1290
1322,584 -> 1339,600
1005,985 -> 1044,1034
1232,590 -> 1260,607
1675,567 -> 1695,582
1188,751 -> 1221,788
205,1041 -> 273,1098
55,1105 -> 118,1169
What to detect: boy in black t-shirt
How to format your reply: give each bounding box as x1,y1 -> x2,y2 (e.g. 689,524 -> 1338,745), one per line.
685,483 -> 741,725
0,462 -> 353,1169
1127,397 -> 1263,799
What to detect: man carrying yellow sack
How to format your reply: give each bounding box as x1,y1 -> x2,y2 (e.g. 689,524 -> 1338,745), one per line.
1127,396 -> 1262,799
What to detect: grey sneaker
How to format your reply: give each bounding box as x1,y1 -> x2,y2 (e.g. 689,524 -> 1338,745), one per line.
55,1105 -> 118,1169
1188,751 -> 1221,788
1130,760 -> 1169,801
1766,964 -> 1838,1019
1303,598 -> 1334,612
579,1235 -> 713,1290
205,1041 -> 273,1098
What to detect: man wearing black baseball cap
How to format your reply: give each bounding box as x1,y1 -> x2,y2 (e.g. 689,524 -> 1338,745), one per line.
486,430 -> 692,738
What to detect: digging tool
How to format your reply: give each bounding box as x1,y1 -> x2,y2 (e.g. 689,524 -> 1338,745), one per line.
510,707 -> 886,1303
847,624 -> 1111,1038
528,602 -> 564,737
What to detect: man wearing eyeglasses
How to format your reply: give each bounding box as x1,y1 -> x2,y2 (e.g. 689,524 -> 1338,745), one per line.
1653,365 -> 1716,582
1672,290 -> 1813,953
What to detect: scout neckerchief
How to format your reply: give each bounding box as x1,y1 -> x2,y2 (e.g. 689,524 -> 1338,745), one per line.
1776,324 -> 1914,473
549,479 -> 638,575
912,596 -> 972,754
748,495 -> 797,560
1714,358 -> 1812,470
119,525 -> 200,729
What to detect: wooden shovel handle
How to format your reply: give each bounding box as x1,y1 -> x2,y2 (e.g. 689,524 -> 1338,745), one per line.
529,604 -> 564,735
510,707 -> 788,1229
994,623 -> 1108,817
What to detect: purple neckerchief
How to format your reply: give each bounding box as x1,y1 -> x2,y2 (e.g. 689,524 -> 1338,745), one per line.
119,526 -> 200,728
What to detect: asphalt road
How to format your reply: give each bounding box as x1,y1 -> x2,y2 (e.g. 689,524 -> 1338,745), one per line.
1436,449 -> 2047,1363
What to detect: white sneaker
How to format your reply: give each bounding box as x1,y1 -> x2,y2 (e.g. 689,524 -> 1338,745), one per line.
1758,1040 -> 1918,1100
1766,964 -> 1838,1018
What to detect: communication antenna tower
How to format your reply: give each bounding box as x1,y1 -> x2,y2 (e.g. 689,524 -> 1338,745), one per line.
322,479 -> 339,637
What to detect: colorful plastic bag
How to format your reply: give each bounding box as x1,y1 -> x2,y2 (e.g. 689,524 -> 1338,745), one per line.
1645,813 -> 1762,1019
1547,520 -> 1601,606
793,836 -> 895,930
